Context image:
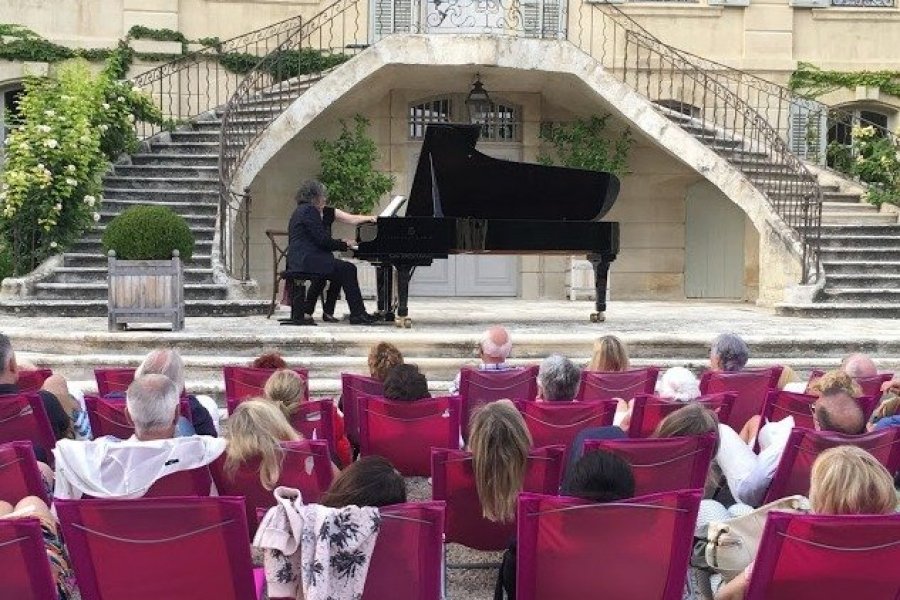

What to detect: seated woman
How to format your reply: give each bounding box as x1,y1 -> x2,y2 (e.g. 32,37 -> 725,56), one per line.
368,341 -> 404,382
537,354 -> 581,402
251,351 -> 288,370
264,369 -> 352,467
0,496 -> 78,599
382,363 -> 430,402
656,366 -> 701,402
714,445 -> 897,600
587,335 -> 630,372
709,334 -> 749,373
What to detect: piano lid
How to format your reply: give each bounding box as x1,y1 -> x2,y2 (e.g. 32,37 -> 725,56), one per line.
407,123 -> 620,221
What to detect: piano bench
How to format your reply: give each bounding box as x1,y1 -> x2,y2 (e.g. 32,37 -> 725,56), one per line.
278,271 -> 325,326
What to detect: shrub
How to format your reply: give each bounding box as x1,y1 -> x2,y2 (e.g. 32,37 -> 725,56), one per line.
102,206 -> 194,261
538,115 -> 633,177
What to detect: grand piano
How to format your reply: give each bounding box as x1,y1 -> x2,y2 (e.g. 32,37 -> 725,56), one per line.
354,123 -> 621,328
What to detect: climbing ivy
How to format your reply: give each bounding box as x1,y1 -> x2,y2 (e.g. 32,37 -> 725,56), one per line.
789,62 -> 900,99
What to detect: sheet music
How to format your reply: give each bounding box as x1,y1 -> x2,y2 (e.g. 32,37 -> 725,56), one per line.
380,196 -> 408,217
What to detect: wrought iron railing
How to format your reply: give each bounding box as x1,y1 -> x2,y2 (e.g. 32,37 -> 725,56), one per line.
571,2 -> 823,283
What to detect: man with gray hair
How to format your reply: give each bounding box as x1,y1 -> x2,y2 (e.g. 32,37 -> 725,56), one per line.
709,333 -> 750,372
537,354 -> 581,402
448,325 -> 516,395
841,353 -> 878,379
126,374 -> 181,441
135,348 -> 217,436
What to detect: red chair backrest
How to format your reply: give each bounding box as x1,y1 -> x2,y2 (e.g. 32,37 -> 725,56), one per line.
287,399 -> 338,461
699,367 -> 781,430
340,373 -> 384,446
746,512 -> 900,600
15,369 -> 53,393
576,367 -> 660,402
807,369 -> 893,403
143,466 -> 213,497
760,390 -> 818,431
94,368 -> 137,397
0,393 -> 56,454
211,440 -> 334,537
0,517 -> 58,600
223,366 -> 309,414
516,400 -> 616,450
431,445 -> 565,551
458,366 -> 538,435
0,441 -> 49,504
84,395 -> 192,440
57,496 -> 257,600
516,490 -> 702,600
628,393 -> 735,438
763,427 -> 900,504
358,395 -> 461,476
362,502 -> 445,600
583,434 -> 717,496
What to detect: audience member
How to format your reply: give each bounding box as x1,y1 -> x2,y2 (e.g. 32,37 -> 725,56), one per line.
382,363 -> 430,401
657,366 -> 701,402
654,403 -> 722,498
251,352 -> 288,370
448,325 -> 514,395
709,334 -> 749,373
869,396 -> 900,430
841,353 -> 878,378
319,455 -> 407,508
468,399 -> 533,523
52,375 -> 226,499
220,400 -> 303,489
0,495 -> 78,599
367,341 -> 404,382
716,370 -> 866,507
587,335 -> 630,372
776,365 -> 802,391
135,348 -> 218,436
715,445 -> 896,600
263,369 -> 351,467
537,354 -> 580,402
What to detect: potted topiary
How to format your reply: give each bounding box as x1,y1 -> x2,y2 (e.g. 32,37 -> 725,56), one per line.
102,205 -> 195,331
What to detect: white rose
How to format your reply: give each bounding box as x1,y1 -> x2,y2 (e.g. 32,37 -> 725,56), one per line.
127,114 -> 135,123
66,177 -> 77,186
83,195 -> 96,206
43,139 -> 58,149
37,124 -> 51,133
102,103 -> 110,110
92,212 -> 100,222
50,241 -> 58,249
66,165 -> 76,174
98,124 -> 108,132
54,203 -> 62,211
37,163 -> 45,170
117,96 -> 124,103
44,110 -> 55,117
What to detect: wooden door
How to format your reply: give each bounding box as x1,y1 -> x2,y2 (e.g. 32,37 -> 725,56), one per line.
685,185 -> 745,299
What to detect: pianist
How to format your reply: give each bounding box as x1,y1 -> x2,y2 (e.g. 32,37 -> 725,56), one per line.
287,180 -> 376,325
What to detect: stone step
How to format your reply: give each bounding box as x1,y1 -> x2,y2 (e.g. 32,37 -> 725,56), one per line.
111,164 -> 218,179
193,117 -> 268,131
818,234 -> 900,249
215,105 -> 281,118
812,224 -> 900,236
169,131 -> 221,143
776,303 -> 900,318
819,288 -> 900,303
130,153 -> 219,167
820,260 -> 900,275
820,201 -> 878,214
97,211 -> 216,228
62,253 -> 213,269
692,134 -> 743,149
103,188 -> 218,203
72,238 -> 214,255
150,141 -> 221,155
98,199 -> 218,217
49,266 -> 216,284
822,192 -> 864,204
716,148 -> 773,161
821,212 -> 897,225
34,282 -> 228,301
103,176 -> 219,191
818,247 -> 900,261
0,299 -> 269,318
748,179 -> 840,192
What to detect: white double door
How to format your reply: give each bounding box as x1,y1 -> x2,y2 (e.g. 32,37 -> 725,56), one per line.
407,143 -> 520,297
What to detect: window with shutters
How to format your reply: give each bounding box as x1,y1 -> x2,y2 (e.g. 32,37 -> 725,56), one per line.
408,94 -> 522,143
479,101 -> 522,142
0,84 -> 24,170
826,105 -> 893,166
408,96 -> 453,139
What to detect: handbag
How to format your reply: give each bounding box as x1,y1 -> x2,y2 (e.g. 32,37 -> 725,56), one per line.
694,495 -> 810,581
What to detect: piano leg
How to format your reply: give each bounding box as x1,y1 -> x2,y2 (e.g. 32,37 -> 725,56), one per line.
395,264 -> 413,328
588,254 -> 613,323
375,264 -> 394,322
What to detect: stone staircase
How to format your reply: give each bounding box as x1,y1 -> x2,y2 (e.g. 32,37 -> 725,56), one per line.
0,81 -> 318,317
658,107 -> 900,318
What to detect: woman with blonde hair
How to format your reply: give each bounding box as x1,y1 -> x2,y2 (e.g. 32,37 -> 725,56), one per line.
263,369 -> 352,467
587,335 -> 629,372
468,399 -> 533,523
368,341 -> 404,382
220,399 -> 301,489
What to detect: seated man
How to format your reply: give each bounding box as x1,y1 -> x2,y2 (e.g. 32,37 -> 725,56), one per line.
448,325 -> 515,395
716,370 -> 866,507
537,354 -> 581,402
709,333 -> 750,373
287,180 -> 375,326
134,348 -> 218,436
841,352 -> 878,378
383,364 -> 430,402
53,374 -> 226,500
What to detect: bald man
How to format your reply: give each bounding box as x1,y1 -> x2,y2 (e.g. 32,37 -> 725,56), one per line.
842,353 -> 878,378
448,325 -> 515,395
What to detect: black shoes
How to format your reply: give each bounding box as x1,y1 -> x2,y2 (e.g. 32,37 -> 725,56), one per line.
348,312 -> 379,325
321,313 -> 341,323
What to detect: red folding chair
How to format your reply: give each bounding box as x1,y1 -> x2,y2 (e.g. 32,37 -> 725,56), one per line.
576,367 -> 660,402
0,393 -> 56,454
516,490 -> 702,600
583,433 -> 717,496
15,369 -> 53,393
746,512 -> 900,600
431,445 -> 565,551
362,502 -> 446,600
763,427 -> 900,504
699,367 -> 781,430
358,395 -> 461,476
211,440 -> 334,537
288,399 -> 339,462
515,400 -> 616,450
0,517 -> 58,600
627,393 -> 735,438
458,366 -> 538,437
0,441 -> 50,504
223,366 -> 309,415
340,373 -> 384,446
57,497 -> 263,600
143,466 -> 213,497
807,369 -> 893,401
94,368 -> 137,397
84,394 -> 193,440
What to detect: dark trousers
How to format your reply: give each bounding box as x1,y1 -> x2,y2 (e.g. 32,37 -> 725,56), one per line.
305,278 -> 341,316
304,259 -> 366,316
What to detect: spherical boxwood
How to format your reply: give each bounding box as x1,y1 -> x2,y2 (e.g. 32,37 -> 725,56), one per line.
102,205 -> 195,261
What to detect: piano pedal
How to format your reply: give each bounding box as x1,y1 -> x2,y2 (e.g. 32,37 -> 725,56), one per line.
590,312 -> 606,323
395,317 -> 412,329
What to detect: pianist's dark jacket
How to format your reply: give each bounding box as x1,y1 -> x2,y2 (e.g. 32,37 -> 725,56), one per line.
287,202 -> 348,275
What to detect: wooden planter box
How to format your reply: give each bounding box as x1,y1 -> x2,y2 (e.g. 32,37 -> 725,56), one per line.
107,250 -> 185,331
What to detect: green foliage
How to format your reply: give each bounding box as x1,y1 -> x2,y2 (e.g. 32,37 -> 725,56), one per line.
197,37 -> 223,51
538,115 -> 633,177
314,115 -> 394,215
0,243 -> 12,281
789,62 -> 900,99
0,37 -> 76,63
127,26 -> 188,44
828,126 -> 900,208
215,51 -> 259,74
0,24 -> 39,38
262,49 -> 349,82
102,205 -> 195,260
